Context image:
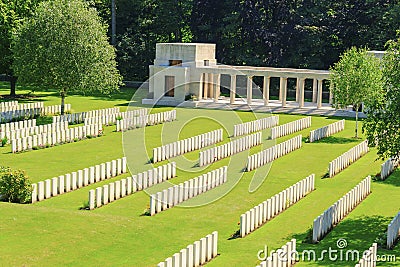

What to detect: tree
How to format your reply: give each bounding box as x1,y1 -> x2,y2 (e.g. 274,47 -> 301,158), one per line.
330,47 -> 384,138
363,35 -> 400,160
114,0 -> 193,81
0,0 -> 42,96
12,0 -> 122,114
0,166 -> 32,204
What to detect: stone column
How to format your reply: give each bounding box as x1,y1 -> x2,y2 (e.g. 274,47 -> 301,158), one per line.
263,76 -> 270,106
295,78 -> 300,102
213,73 -> 221,103
298,78 -> 306,108
198,73 -> 204,100
329,81 -> 334,105
317,79 -> 323,108
280,77 -> 288,107
203,73 -> 208,99
230,74 -> 236,104
312,78 -> 317,103
209,74 -> 214,98
247,75 -> 253,104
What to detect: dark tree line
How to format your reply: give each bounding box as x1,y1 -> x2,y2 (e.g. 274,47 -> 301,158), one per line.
96,0 -> 399,81
2,0 -> 400,87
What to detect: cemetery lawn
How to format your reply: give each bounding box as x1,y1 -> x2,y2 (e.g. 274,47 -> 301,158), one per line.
0,84 -> 399,266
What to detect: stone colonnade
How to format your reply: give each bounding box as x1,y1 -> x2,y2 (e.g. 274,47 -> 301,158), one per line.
197,67 -> 331,108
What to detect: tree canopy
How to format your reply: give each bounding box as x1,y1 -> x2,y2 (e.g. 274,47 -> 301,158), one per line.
0,0 -> 43,95
329,47 -> 384,138
12,0 -> 122,114
363,34 -> 400,160
3,0 -> 400,84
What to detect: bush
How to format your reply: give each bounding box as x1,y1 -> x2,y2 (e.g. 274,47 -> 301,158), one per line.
0,167 -> 32,203
1,137 -> 8,147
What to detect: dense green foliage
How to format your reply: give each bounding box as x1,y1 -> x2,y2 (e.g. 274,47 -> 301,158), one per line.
94,0 -> 400,81
0,0 -> 43,95
12,0 -> 122,114
364,34 -> 400,160
2,0 -> 400,84
330,47 -> 383,137
0,166 -> 32,203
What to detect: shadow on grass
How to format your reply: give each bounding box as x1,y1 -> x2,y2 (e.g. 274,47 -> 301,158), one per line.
69,87 -> 137,102
0,82 -> 138,103
292,215 -> 397,266
227,229 -> 240,240
374,169 -> 400,187
313,136 -> 360,144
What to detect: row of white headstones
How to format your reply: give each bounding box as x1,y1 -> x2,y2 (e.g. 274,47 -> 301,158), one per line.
11,123 -> 103,153
0,100 -> 19,111
271,117 -> 311,139
328,140 -> 369,177
0,103 -> 72,123
157,231 -> 219,267
0,101 -> 43,112
88,162 -> 177,210
31,158 -> 127,202
84,109 -> 148,126
2,121 -> 68,142
240,174 -> 315,237
8,107 -> 154,153
116,110 -> 177,131
246,135 -> 303,171
309,119 -> 345,142
21,109 -> 398,265
199,132 -> 262,166
312,176 -> 371,242
149,166 -> 228,216
153,129 -> 223,163
52,107 -> 121,124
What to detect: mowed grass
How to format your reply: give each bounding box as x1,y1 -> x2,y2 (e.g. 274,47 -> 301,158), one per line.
0,84 -> 399,266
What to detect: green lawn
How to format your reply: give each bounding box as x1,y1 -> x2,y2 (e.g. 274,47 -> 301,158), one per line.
0,83 -> 399,266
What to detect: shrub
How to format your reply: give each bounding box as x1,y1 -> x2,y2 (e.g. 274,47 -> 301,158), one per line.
1,137 -> 8,147
0,167 -> 32,203
79,200 -> 90,210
